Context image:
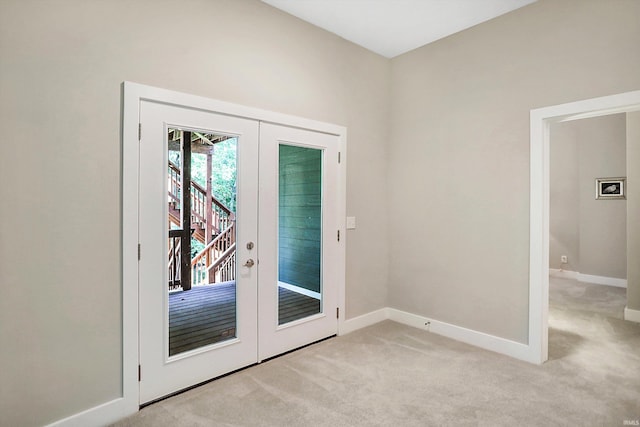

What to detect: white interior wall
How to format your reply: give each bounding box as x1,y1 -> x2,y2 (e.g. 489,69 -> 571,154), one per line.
549,122 -> 580,272
2,0 -> 640,425
388,0 -> 640,343
577,115 -> 627,279
627,112 -> 640,312
0,1 -> 390,426
550,114 -> 627,279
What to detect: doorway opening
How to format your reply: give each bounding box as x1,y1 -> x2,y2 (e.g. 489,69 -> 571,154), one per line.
547,114 -> 629,361
529,89 -> 640,364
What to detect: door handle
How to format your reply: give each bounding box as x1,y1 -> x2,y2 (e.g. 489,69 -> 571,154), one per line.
243,259 -> 255,268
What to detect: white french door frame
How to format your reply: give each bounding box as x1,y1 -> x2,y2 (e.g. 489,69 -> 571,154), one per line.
257,123 -> 341,361
122,82 -> 346,412
528,89 -> 640,365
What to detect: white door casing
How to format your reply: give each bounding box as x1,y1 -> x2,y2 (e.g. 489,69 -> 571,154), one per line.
131,84 -> 346,405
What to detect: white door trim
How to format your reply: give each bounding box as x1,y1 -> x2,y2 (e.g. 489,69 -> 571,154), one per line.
528,89 -> 640,365
121,82 -> 346,417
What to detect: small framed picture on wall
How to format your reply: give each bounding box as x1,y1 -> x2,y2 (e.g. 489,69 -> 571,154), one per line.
595,177 -> 626,200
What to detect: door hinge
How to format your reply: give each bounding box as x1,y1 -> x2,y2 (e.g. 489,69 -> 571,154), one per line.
138,244 -> 141,260
138,123 -> 142,141
336,307 -> 339,319
338,152 -> 341,164
337,230 -> 340,242
138,365 -> 141,382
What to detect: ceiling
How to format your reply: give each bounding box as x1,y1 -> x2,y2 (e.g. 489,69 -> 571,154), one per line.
261,0 -> 536,58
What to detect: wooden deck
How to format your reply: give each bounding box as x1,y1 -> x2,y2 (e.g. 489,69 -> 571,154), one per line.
169,282 -> 320,356
278,287 -> 321,325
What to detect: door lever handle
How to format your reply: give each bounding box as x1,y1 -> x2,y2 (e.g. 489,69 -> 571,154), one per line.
243,259 -> 255,268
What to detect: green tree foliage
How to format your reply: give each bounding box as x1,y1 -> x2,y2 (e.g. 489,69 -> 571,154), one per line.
169,138 -> 237,213
191,139 -> 237,213
209,139 -> 237,213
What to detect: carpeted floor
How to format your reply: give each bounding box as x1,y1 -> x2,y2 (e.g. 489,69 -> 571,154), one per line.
114,277 -> 640,426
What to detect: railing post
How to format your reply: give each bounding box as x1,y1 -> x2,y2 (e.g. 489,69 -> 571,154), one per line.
181,131 -> 192,291
205,152 -> 213,244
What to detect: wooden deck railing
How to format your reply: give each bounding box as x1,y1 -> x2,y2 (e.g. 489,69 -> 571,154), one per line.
191,222 -> 236,286
168,161 -> 237,290
168,163 -> 180,205
189,180 -> 233,234
168,230 -> 182,290
168,161 -> 232,236
208,243 -> 236,284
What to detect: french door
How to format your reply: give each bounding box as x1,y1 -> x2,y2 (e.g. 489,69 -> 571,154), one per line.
257,123 -> 340,360
138,101 -> 339,404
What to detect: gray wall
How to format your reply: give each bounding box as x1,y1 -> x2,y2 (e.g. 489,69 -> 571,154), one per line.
388,0 -> 640,343
3,0 -> 640,425
550,114 -> 627,279
0,1 -> 390,425
628,112 -> 640,311
549,122 -> 580,272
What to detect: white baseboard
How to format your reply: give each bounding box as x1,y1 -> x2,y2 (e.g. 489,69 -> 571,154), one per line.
624,306 -> 640,323
386,308 -> 535,363
340,307 -> 536,363
577,273 -> 627,288
339,308 -> 387,335
45,397 -> 136,427
549,269 -> 627,288
549,269 -> 578,280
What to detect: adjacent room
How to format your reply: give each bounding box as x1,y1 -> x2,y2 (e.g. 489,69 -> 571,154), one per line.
1,0 -> 639,426
548,113 -> 634,362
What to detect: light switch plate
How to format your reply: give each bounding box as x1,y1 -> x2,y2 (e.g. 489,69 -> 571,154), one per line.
346,216 -> 356,229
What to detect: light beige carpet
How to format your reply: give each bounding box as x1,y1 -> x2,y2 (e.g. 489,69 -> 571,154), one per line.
114,278 -> 640,426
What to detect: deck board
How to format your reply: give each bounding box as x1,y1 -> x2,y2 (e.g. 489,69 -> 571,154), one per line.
168,282 -> 321,356
278,287 -> 321,325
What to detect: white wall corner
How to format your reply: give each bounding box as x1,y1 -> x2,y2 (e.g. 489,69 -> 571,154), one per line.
44,398 -> 136,427
624,306 -> 640,323
339,308 -> 388,335
340,307 -> 538,364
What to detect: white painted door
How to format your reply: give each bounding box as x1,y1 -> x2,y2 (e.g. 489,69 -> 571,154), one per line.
258,123 -> 340,360
139,100 -> 259,404
138,102 -> 340,404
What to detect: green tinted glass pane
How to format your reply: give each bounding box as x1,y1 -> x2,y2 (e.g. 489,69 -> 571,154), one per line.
278,144 -> 322,325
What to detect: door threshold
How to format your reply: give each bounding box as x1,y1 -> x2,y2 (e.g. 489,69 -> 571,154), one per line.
259,334 -> 336,363
139,362 -> 257,409
140,334 -> 336,409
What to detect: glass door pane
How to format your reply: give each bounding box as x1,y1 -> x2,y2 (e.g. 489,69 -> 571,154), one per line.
167,129 -> 238,356
278,144 -> 323,325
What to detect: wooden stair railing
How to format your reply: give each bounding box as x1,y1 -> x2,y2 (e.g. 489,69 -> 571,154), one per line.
168,230 -> 182,290
207,243 -> 236,284
168,161 -> 232,242
168,161 -> 236,290
191,222 -> 236,287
